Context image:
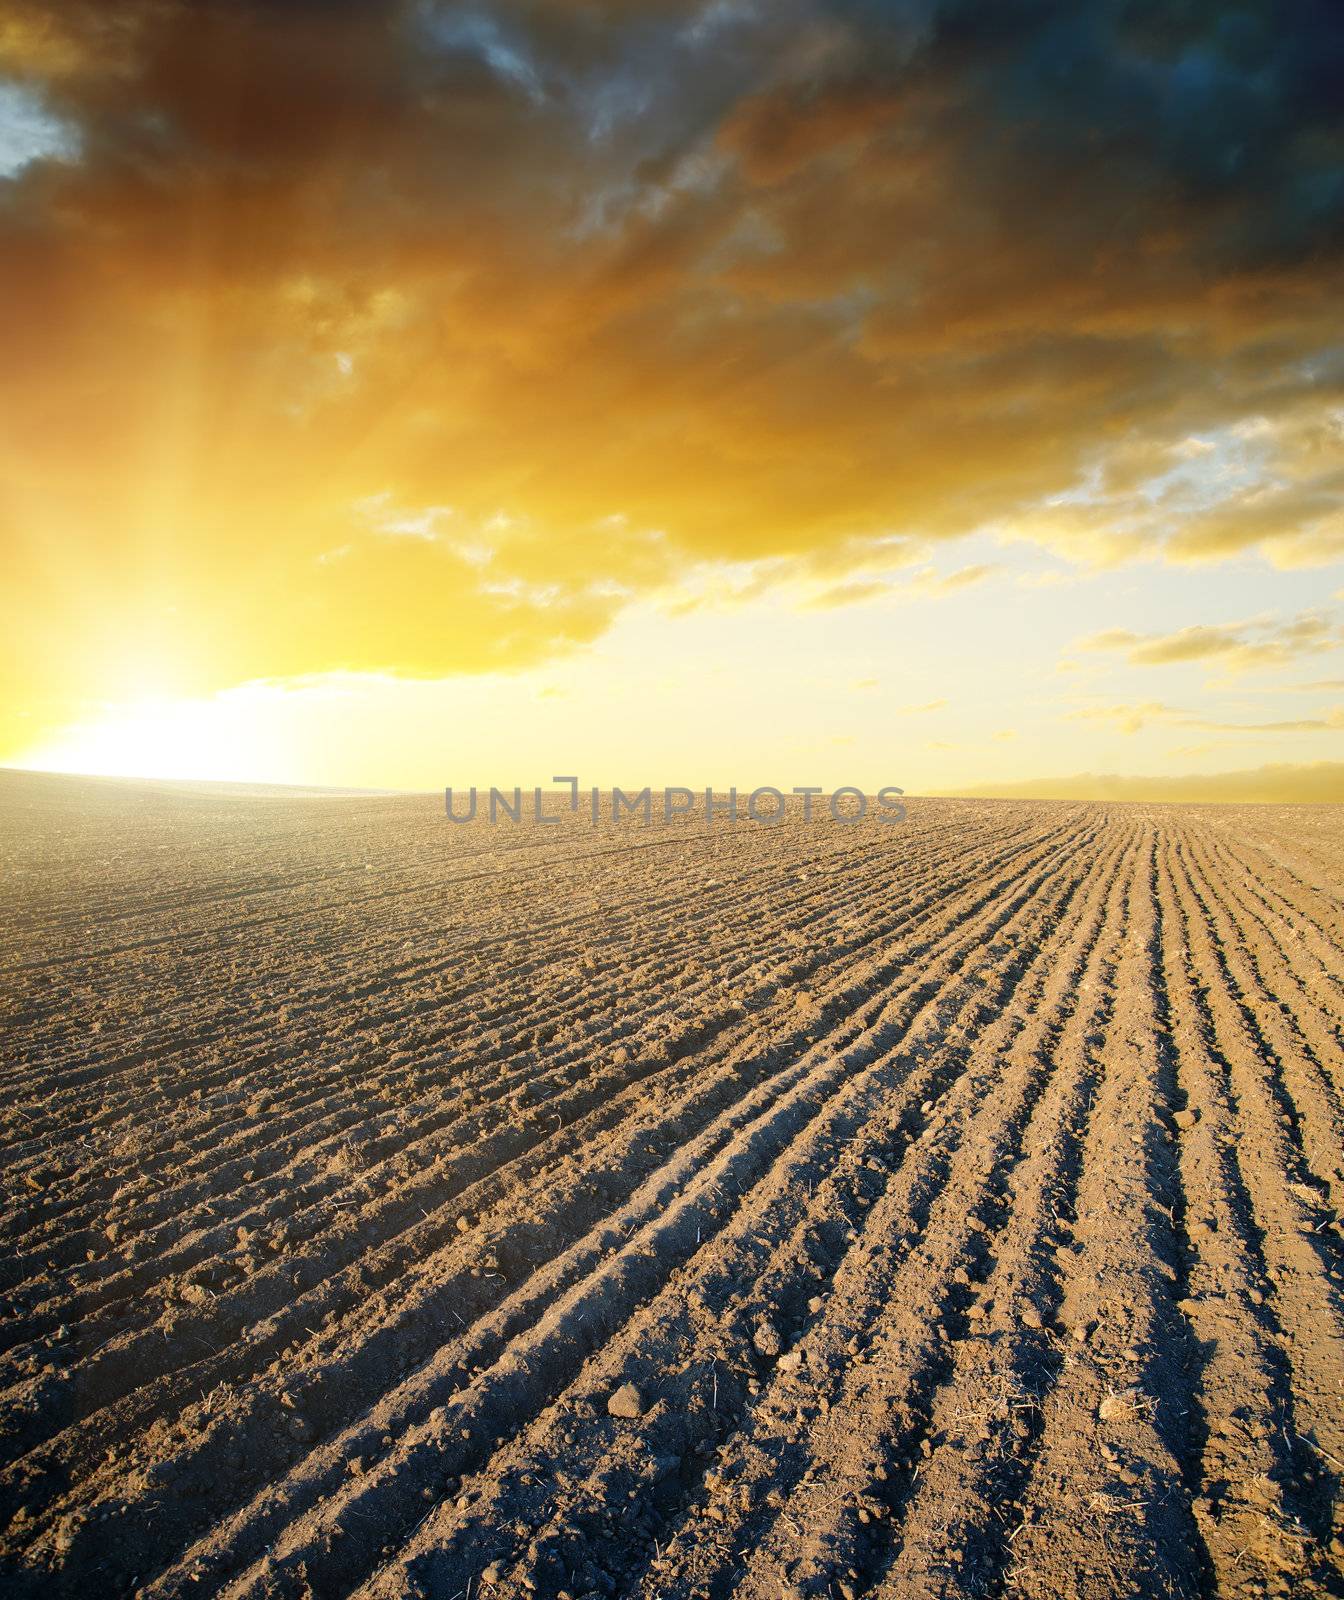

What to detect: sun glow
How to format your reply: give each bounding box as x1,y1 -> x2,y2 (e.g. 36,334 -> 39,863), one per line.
14,692 -> 291,785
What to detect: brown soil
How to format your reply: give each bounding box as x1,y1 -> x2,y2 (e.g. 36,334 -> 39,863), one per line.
1,770 -> 1342,1600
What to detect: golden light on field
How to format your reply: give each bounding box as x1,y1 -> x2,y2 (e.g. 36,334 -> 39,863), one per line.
3,10 -> 1344,1593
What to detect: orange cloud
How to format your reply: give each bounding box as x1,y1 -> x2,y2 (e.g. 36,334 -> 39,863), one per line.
1068,700 -> 1344,735
1,1 -> 1341,754
1078,612 -> 1344,672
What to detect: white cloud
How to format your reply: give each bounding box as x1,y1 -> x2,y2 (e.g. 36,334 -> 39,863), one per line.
0,82 -> 80,179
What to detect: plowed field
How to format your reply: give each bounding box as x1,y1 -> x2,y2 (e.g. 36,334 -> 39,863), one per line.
2,771 -> 1342,1600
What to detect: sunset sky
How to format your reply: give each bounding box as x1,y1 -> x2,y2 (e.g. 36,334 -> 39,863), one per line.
2,0 -> 1342,796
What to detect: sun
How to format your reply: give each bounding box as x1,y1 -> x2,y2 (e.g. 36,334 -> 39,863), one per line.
13,691 -> 287,784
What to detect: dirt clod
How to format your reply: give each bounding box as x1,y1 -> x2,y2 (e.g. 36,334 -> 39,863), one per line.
607,1383 -> 644,1420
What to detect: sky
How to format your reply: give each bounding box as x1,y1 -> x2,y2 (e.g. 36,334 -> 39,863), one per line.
2,0 -> 1343,797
